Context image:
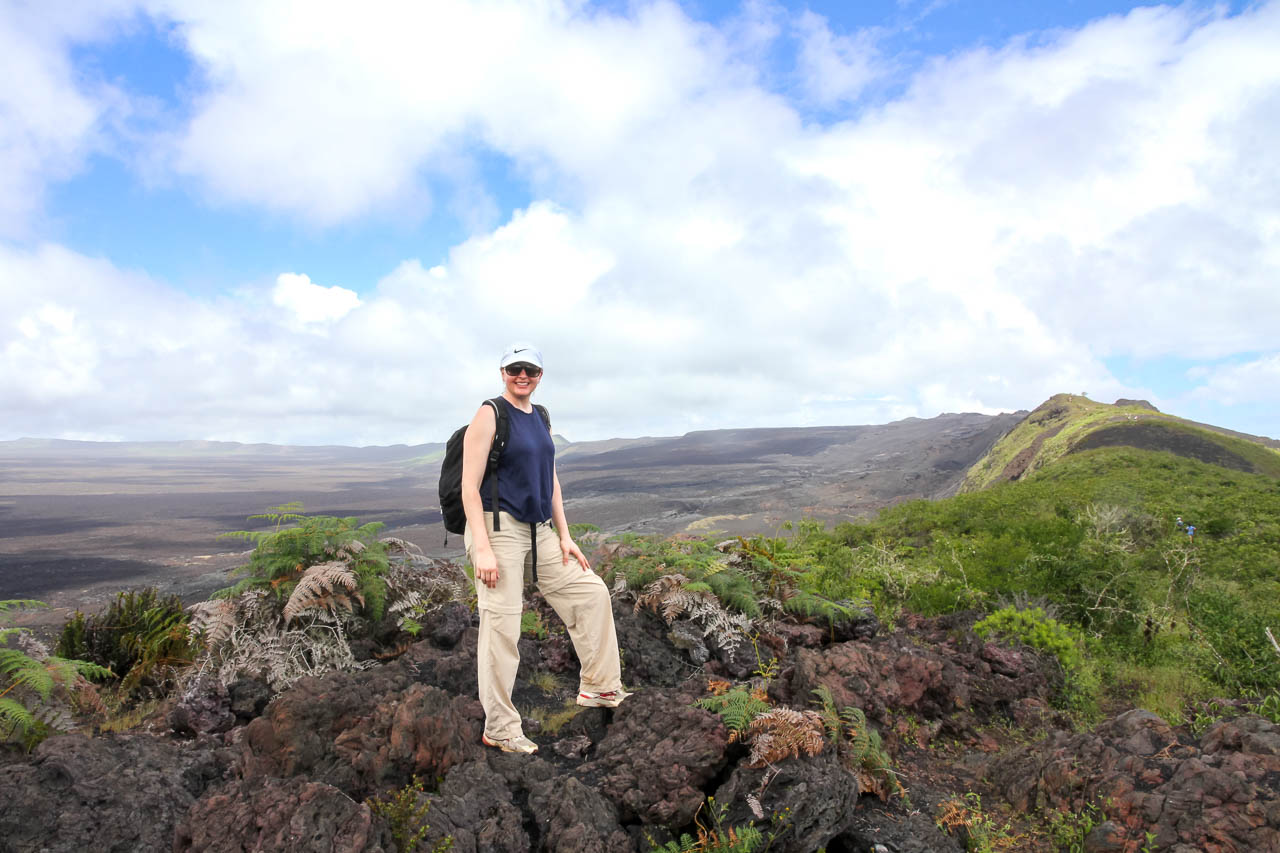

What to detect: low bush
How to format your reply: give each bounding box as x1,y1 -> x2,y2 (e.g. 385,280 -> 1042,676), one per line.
56,587 -> 196,695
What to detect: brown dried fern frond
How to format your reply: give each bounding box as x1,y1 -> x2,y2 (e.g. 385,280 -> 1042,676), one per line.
187,598 -> 237,645
706,678 -> 733,696
323,539 -> 367,558
70,676 -> 108,717
745,707 -> 826,768
374,639 -> 414,660
282,562 -> 362,623
380,537 -> 422,555
634,573 -> 693,621
635,573 -> 753,651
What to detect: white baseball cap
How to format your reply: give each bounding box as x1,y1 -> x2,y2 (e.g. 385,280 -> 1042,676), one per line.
500,342 -> 543,370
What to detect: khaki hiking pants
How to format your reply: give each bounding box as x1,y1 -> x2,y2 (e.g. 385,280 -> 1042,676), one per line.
465,510 -> 623,740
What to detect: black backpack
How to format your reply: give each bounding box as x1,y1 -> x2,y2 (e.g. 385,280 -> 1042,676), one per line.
438,397 -> 550,539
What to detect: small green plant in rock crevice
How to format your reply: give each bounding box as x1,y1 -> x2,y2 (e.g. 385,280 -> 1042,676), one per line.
1044,798 -> 1107,853
365,776 -> 453,853
521,610 -> 548,640
1251,690 -> 1280,724
936,792 -> 1022,853
811,686 -> 905,802
525,700 -> 582,735
646,796 -> 788,853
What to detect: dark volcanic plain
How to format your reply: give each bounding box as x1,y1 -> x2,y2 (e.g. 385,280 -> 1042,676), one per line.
0,411 -> 1022,625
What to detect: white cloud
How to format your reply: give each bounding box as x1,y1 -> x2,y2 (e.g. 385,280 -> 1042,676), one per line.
2,1 -> 1278,443
1187,354 -> 1280,407
272,273 -> 361,327
0,3 -> 127,237
794,10 -> 883,106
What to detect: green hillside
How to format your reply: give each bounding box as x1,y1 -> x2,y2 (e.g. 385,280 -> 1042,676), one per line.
960,394 -> 1280,492
787,445 -> 1280,718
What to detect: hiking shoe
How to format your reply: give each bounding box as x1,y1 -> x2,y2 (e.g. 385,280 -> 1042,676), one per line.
577,689 -> 630,708
482,733 -> 539,754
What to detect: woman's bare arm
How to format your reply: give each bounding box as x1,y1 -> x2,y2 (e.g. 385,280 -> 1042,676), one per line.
461,403 -> 499,586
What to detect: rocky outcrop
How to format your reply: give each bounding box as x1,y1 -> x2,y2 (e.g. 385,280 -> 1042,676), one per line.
988,709 -> 1280,853
529,775 -> 635,853
611,605 -> 693,687
714,748 -> 861,852
0,733 -> 229,853
238,678 -> 483,798
413,759 -> 531,852
174,776 -> 394,852
786,616 -> 1057,737
578,688 -> 730,825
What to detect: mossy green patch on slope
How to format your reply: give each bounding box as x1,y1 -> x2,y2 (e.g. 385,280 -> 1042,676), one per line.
961,394 -> 1280,492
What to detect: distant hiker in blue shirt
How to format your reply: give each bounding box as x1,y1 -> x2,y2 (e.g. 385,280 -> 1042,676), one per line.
1186,524 -> 1196,541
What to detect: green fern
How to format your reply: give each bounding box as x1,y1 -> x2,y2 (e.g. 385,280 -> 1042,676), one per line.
217,507 -> 391,619
809,688 -> 902,798
842,706 -> 871,764
694,686 -> 770,733
781,589 -> 852,623
811,686 -> 843,744
648,825 -> 763,853
704,573 -> 761,618
0,648 -> 55,700
2,600 -> 112,748
0,697 -> 36,735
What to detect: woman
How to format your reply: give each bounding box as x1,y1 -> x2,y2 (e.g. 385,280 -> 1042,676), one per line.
461,343 -> 627,754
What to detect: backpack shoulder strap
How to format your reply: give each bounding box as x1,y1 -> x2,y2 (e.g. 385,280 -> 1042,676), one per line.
484,398 -> 507,531
485,398 -> 509,464
533,404 -> 550,432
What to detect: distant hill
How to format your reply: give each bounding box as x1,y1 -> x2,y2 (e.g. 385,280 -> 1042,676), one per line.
0,437 -> 442,463
960,394 -> 1280,492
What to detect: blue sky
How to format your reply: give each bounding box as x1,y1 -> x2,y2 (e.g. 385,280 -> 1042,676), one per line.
1,0 -> 1277,445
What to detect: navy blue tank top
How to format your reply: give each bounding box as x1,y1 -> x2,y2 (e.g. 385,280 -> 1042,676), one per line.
481,398 -> 555,523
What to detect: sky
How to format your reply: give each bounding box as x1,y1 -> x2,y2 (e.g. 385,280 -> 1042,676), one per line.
1,0 -> 1278,446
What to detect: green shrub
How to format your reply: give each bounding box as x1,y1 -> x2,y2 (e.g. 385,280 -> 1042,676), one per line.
975,606 -> 1082,671
56,588 -> 196,695
520,610 -> 548,640
974,606 -> 1098,716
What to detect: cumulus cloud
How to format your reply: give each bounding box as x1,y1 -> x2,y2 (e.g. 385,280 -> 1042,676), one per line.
1188,354 -> 1280,407
1,1 -> 1277,442
0,2 -> 130,237
272,273 -> 361,327
793,9 -> 884,105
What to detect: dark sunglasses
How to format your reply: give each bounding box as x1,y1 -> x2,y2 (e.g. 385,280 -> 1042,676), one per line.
504,363 -> 542,378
